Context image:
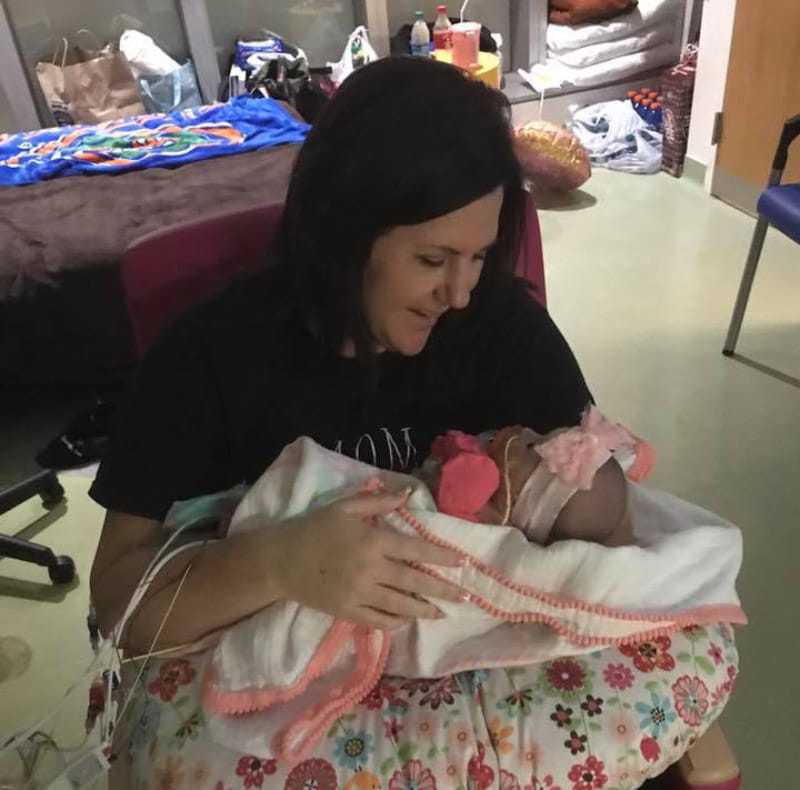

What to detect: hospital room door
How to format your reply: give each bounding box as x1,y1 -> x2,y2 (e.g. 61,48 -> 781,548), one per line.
710,0 -> 800,214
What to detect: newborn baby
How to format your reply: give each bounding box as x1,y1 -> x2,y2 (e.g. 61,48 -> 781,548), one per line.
427,406 -> 655,547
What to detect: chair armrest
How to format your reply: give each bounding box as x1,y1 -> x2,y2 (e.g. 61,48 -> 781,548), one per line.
772,112 -> 800,172
676,722 -> 741,789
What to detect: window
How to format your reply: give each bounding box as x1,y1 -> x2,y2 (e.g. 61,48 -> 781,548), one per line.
5,0 -> 190,124
386,0 -> 510,68
0,82 -> 21,134
206,0 -> 358,73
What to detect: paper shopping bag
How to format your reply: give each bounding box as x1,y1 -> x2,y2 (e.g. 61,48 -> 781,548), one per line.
36,38 -> 146,126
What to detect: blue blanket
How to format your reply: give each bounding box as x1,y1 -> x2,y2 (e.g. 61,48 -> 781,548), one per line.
0,97 -> 310,186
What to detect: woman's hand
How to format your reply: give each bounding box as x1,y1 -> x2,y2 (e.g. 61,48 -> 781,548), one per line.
273,490 -> 466,630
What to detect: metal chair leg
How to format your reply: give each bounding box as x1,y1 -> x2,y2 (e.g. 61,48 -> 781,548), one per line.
0,470 -> 75,584
723,216 -> 770,356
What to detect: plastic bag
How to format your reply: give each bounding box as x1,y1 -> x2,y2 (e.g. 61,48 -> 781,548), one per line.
138,60 -> 202,114
235,31 -> 288,73
119,29 -> 179,78
218,30 -> 334,123
570,100 -> 662,174
327,26 -> 379,87
221,30 -> 309,100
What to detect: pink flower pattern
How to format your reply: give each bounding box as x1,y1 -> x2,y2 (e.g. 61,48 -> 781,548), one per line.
419,676 -> 461,710
384,717 -> 404,741
528,777 -> 562,790
284,759 -> 336,790
146,659 -> 196,703
602,663 -> 634,690
467,743 -> 495,790
361,679 -> 408,711
567,756 -> 608,790
388,759 -> 437,790
546,660 -> 587,693
125,622 -> 737,790
619,636 -> 676,673
234,756 -> 276,789
672,675 -> 710,726
500,769 -> 522,790
640,737 -> 661,763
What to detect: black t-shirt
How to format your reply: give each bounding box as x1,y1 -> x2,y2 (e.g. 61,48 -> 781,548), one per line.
90,269 -> 591,521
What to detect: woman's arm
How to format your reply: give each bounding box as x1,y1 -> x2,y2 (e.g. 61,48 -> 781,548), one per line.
89,511 -> 290,654
90,491 -> 467,654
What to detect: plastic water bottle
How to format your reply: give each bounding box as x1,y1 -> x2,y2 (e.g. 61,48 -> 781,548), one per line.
650,102 -> 663,129
433,5 -> 453,50
410,11 -> 431,57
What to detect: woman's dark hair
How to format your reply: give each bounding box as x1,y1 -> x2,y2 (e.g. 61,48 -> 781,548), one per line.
277,56 -> 526,361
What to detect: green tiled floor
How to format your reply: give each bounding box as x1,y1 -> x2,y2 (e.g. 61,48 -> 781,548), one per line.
540,169 -> 799,788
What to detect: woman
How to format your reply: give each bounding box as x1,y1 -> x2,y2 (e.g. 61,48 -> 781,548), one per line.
90,58 -> 737,789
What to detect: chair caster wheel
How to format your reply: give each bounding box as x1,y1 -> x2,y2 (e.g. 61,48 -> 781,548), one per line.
40,479 -> 65,510
49,555 -> 76,584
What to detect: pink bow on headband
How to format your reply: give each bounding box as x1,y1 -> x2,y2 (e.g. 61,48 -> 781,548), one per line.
535,406 -> 655,490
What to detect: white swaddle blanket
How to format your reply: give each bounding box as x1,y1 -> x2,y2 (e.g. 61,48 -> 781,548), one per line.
201,438 -> 746,762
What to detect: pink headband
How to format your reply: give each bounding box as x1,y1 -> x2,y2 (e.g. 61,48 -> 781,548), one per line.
511,406 -> 655,542
431,407 -> 656,538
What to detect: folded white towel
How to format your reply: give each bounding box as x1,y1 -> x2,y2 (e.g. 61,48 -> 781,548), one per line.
547,0 -> 684,53
550,20 -> 677,68
539,41 -> 679,88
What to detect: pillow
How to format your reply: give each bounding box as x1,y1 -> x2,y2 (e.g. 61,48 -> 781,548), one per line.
549,0 -> 638,25
513,120 -> 591,191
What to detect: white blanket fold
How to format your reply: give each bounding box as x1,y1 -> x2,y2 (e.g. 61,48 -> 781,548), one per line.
200,438 -> 745,762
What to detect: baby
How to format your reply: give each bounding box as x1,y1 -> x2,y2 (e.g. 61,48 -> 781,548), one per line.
427,406 -> 655,547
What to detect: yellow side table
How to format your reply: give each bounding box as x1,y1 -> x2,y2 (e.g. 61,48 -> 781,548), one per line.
431,50 -> 501,89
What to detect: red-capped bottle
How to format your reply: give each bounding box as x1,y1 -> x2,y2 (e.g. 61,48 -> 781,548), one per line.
433,5 -> 453,50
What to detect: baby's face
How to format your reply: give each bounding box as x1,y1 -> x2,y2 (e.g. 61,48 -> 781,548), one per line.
487,426 -> 544,504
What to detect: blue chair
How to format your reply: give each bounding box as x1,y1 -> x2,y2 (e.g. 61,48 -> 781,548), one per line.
723,112 -> 800,356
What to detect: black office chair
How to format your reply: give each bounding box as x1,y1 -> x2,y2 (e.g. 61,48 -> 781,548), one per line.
0,470 -> 75,584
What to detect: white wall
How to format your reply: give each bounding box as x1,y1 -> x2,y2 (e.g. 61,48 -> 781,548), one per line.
686,0 -> 736,180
